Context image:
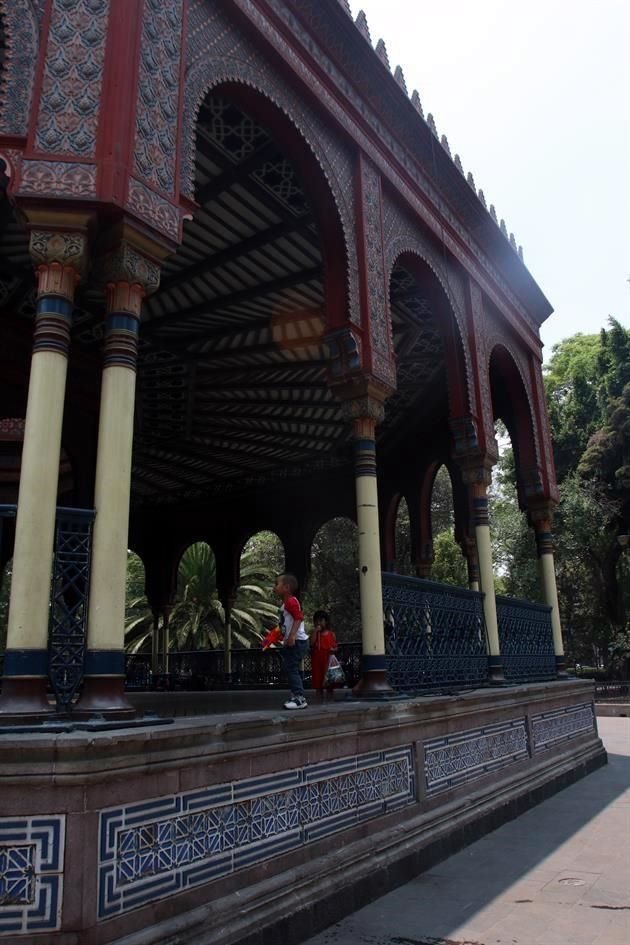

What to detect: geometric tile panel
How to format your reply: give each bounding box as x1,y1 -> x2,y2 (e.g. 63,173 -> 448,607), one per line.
98,747 -> 415,919
424,718 -> 529,796
532,702 -> 596,752
0,817 -> 65,934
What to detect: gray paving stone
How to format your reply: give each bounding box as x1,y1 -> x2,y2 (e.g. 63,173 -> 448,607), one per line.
301,718 -> 630,945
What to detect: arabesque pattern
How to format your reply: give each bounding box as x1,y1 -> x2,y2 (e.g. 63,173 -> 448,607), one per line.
34,0 -> 110,156
424,718 -> 529,795
98,746 -> 415,918
133,0 -> 184,195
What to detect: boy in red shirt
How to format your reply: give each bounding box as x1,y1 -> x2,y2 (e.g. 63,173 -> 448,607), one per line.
273,573 -> 309,709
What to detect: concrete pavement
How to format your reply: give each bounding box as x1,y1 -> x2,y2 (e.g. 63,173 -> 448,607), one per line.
301,717 -> 630,945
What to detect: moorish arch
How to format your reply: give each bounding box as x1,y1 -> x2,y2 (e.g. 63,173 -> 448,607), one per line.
489,343 -> 543,507
181,2 -> 359,326
129,82 -> 359,525
384,250 -> 473,443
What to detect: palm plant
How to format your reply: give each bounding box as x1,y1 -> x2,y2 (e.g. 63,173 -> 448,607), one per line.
124,542 -> 279,655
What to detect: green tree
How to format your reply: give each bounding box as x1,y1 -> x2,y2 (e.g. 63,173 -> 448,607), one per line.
305,517 -> 360,642
544,319 -> 630,670
394,497 -> 413,576
431,530 -> 468,586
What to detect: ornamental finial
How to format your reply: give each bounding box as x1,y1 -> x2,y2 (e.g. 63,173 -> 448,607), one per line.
355,10 -> 371,43
411,90 -> 424,118
394,65 -> 407,93
466,171 -> 476,190
478,188 -> 487,208
454,154 -> 464,174
440,135 -> 451,156
427,113 -> 438,136
375,39 -> 390,68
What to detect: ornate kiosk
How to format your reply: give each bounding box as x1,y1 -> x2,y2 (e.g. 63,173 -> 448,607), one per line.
0,2 -> 604,942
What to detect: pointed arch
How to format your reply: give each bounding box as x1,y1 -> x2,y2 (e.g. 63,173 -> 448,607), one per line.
489,343 -> 541,506
388,249 -> 473,421
182,23 -> 357,329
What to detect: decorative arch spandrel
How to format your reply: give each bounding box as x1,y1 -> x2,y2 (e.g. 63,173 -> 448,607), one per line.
382,193 -> 475,423
181,0 -> 359,328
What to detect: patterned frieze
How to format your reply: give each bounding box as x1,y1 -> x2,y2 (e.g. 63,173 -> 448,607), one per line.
222,0 -> 543,340
532,702 -> 596,753
0,0 -> 40,136
18,159 -> 97,198
0,816 -> 65,934
424,717 -> 529,796
182,0 -> 360,325
466,278 -> 498,458
98,745 -> 415,919
133,0 -> 184,196
126,178 -> 181,243
358,158 -> 396,387
34,0 -> 110,157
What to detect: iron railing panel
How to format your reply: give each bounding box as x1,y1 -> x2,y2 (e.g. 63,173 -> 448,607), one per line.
496,595 -> 556,682
382,572 -> 489,691
48,507 -> 95,708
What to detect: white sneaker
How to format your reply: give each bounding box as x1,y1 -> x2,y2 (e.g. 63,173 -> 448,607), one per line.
283,696 -> 308,709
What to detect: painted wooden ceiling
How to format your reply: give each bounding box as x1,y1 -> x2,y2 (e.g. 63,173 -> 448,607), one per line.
0,97 -> 448,507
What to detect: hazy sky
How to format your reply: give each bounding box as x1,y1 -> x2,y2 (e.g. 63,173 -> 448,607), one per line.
351,0 -> 629,360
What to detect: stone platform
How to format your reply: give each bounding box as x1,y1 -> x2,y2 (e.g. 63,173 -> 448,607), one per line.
0,680 -> 605,945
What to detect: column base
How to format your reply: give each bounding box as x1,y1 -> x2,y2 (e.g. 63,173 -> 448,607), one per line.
0,677 -> 55,722
352,669 -> 397,698
488,656 -> 506,684
555,655 -> 568,677
74,677 -> 136,720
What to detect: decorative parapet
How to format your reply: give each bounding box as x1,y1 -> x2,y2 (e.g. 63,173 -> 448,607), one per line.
346,4 -> 525,262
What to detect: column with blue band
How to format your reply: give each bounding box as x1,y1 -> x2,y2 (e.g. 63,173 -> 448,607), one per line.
0,230 -> 86,719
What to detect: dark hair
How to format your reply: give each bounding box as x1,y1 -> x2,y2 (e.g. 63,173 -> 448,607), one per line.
313,610 -> 330,627
277,572 -> 298,594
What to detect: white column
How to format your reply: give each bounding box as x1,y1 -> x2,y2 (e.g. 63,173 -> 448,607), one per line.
79,248 -> 159,715
351,415 -> 393,695
0,231 -> 85,717
535,521 -> 565,674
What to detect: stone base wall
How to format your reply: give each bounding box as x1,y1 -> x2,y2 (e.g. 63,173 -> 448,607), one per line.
0,681 -> 605,945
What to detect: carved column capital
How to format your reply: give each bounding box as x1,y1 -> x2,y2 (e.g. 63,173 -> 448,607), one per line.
458,457 -> 494,493
527,497 -> 557,529
29,229 -> 89,298
97,240 -> 161,295
335,376 -> 391,433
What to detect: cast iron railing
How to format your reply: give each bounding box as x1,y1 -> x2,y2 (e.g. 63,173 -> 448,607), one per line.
381,572 -> 489,691
496,595 -> 556,682
0,503 -> 95,708
593,682 -> 630,702
48,507 -> 95,707
126,643 -> 362,691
